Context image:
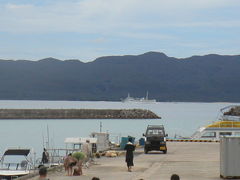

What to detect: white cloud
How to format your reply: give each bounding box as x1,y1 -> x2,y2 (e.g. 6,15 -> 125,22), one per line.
5,3 -> 33,10
0,0 -> 239,33
118,32 -> 176,40
91,37 -> 107,43
1,0 -> 240,60
139,20 -> 240,29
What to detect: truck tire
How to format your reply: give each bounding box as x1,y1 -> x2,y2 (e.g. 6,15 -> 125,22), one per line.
163,150 -> 167,154
144,148 -> 148,154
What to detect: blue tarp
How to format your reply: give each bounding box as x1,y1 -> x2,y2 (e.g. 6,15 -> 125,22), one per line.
139,138 -> 145,146
120,136 -> 135,150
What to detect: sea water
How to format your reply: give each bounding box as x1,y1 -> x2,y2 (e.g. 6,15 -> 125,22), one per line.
0,100 -> 239,158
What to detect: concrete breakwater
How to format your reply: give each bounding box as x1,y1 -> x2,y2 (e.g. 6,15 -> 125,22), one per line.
0,109 -> 160,119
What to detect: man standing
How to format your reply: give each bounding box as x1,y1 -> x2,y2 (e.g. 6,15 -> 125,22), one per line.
82,139 -> 92,166
64,153 -> 77,176
124,138 -> 135,172
41,148 -> 49,164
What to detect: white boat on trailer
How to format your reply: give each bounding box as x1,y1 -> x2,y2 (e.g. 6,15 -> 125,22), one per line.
0,149 -> 33,179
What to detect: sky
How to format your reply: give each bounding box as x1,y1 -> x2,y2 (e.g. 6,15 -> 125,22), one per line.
0,0 -> 240,62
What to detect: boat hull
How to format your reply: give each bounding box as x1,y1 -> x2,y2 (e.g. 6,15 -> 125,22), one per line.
0,170 -> 30,180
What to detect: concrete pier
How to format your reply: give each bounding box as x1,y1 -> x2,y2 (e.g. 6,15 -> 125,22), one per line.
27,142 -> 220,180
0,109 -> 159,119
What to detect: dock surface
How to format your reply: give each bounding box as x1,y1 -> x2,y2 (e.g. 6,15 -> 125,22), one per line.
28,142 -> 220,180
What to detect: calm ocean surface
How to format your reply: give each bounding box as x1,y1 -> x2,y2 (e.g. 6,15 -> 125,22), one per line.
0,100 -> 239,157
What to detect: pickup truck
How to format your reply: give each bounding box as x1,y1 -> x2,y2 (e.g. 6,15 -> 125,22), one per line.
143,125 -> 167,154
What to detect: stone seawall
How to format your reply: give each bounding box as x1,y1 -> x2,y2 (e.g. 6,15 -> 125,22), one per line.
0,109 -> 160,119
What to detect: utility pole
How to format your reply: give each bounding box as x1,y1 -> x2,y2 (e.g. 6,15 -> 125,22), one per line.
100,121 -> 102,133
47,125 -> 50,149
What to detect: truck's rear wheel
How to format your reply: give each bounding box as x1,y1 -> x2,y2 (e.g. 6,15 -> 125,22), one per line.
144,148 -> 148,154
163,150 -> 167,154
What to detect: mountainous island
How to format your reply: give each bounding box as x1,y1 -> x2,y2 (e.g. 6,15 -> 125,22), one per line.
0,52 -> 240,102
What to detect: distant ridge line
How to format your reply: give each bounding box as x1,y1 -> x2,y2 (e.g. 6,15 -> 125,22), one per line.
0,51 -> 240,102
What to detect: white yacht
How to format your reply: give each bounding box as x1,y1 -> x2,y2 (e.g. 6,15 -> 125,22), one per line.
0,149 -> 33,179
121,92 -> 156,103
191,105 -> 240,141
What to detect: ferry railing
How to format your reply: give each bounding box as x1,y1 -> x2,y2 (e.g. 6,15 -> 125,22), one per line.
220,115 -> 240,122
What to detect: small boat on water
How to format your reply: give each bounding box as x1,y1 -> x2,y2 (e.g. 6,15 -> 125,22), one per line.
121,92 -> 156,103
191,105 -> 240,141
0,149 -> 33,179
